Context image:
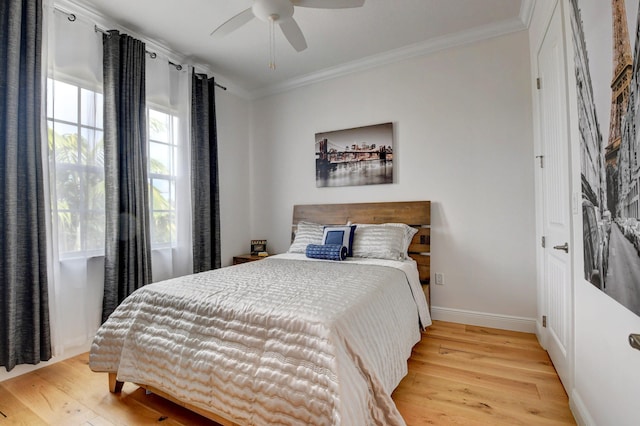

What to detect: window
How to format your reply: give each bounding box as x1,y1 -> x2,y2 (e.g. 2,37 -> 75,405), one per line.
47,79 -> 181,256
47,78 -> 105,258
148,108 -> 178,248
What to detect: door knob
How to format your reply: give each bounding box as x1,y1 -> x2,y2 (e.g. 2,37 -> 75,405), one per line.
553,242 -> 569,253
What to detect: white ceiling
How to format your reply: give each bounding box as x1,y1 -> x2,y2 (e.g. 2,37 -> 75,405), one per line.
62,0 -> 531,98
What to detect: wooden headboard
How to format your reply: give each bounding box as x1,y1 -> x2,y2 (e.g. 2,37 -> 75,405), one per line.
292,201 -> 431,286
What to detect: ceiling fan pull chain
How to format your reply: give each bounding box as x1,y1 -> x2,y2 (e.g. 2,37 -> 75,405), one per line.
269,17 -> 276,70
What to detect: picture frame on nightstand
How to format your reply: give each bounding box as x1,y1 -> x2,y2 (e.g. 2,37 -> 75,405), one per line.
250,240 -> 267,255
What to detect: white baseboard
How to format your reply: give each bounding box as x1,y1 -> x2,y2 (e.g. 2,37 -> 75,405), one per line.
431,306 -> 537,333
0,342 -> 91,383
570,389 -> 595,426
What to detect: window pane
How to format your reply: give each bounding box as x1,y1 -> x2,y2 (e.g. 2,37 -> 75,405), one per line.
55,167 -> 81,209
50,79 -> 106,256
80,88 -> 98,127
57,211 -> 81,253
95,93 -> 104,129
53,80 -> 78,123
149,109 -> 170,143
148,108 -> 178,250
81,128 -> 104,166
47,120 -> 55,150
51,122 -> 79,164
85,211 -> 105,251
173,145 -> 178,174
150,142 -> 171,174
169,180 -> 176,209
151,178 -> 171,210
84,169 -> 104,211
152,212 -> 173,245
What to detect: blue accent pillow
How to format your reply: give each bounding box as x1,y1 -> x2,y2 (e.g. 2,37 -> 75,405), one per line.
322,225 -> 356,257
305,244 -> 348,261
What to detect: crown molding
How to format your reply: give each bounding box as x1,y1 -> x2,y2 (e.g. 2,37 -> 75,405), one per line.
250,14 -> 529,99
520,0 -> 536,29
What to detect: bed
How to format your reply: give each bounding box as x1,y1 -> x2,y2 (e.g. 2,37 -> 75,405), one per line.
89,201 -> 431,425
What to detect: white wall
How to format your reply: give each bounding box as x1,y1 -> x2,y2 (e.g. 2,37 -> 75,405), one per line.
215,89 -> 253,266
249,31 -> 538,328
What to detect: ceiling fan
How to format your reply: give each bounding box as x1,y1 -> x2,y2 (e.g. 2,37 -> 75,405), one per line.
210,0 -> 365,68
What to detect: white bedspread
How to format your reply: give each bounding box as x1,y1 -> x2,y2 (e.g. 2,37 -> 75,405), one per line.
90,254 -> 431,425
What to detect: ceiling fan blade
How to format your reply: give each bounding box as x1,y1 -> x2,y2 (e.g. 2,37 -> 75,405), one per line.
293,0 -> 365,9
210,8 -> 254,37
279,18 -> 307,52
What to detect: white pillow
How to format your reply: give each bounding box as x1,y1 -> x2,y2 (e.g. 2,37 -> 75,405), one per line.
288,221 -> 324,253
355,223 -> 418,259
351,224 -> 406,260
393,223 -> 419,258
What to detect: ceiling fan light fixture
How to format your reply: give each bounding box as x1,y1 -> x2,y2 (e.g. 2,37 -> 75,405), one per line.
252,0 -> 294,22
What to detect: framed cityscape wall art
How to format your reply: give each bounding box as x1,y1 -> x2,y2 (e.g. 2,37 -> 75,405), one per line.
570,0 -> 640,316
315,122 -> 394,188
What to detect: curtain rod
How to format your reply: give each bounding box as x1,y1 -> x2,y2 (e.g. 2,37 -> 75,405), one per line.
93,25 -> 227,91
93,25 -> 164,66
53,6 -> 76,22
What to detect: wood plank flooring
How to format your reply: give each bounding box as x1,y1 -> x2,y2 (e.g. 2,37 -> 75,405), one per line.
0,321 -> 575,425
393,321 -> 575,425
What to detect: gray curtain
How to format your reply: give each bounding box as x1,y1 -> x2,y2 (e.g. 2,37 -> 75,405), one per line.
102,30 -> 152,323
0,0 -> 51,371
191,72 -> 221,272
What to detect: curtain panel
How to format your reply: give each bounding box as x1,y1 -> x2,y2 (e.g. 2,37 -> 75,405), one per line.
0,0 -> 51,371
191,72 -> 221,273
146,55 -> 194,281
102,30 -> 152,322
44,6 -> 106,357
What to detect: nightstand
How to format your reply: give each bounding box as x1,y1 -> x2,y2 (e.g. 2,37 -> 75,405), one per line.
232,254 -> 267,265
422,282 -> 430,313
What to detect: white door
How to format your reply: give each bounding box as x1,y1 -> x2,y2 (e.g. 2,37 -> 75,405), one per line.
537,2 -> 574,392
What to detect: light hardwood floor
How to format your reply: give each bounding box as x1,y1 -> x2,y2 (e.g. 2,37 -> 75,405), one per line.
0,321 -> 575,425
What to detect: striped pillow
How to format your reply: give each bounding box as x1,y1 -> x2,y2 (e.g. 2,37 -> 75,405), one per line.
288,222 -> 324,253
305,244 -> 347,261
356,223 -> 418,259
352,224 -> 406,260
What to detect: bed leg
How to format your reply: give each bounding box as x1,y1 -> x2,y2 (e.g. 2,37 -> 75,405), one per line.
108,373 -> 124,393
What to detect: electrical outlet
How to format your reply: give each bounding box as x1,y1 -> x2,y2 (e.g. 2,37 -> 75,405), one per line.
435,272 -> 444,285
